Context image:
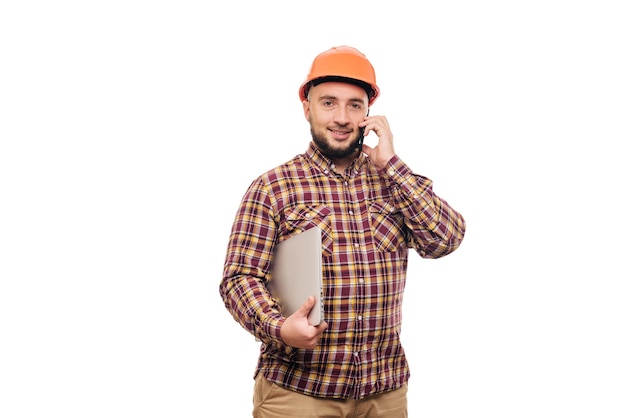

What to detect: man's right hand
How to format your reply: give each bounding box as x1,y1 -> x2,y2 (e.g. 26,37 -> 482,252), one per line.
280,296 -> 328,349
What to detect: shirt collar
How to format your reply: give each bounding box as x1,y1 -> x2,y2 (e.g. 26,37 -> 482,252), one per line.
304,142 -> 367,176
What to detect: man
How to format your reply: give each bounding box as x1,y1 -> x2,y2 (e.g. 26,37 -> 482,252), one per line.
220,45 -> 466,417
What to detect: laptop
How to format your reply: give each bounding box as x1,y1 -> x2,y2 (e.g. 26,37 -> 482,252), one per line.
267,226 -> 324,325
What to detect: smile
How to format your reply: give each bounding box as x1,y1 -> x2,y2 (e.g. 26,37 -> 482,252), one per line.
330,129 -> 351,140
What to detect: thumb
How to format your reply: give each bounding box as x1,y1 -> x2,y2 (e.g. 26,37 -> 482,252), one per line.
295,295 -> 315,317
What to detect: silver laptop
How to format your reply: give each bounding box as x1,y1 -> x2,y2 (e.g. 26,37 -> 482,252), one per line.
267,226 -> 324,325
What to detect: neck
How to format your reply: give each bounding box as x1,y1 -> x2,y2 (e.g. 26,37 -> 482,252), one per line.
332,152 -> 359,173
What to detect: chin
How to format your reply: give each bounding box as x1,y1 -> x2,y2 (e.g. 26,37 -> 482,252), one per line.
323,141 -> 359,159
311,129 -> 360,159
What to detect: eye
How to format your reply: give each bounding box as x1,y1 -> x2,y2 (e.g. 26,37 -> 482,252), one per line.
350,103 -> 363,110
322,100 -> 334,107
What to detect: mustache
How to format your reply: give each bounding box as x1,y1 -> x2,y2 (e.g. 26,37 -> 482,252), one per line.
328,126 -> 353,132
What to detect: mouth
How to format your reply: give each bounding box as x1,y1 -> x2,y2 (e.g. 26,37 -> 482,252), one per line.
329,128 -> 352,141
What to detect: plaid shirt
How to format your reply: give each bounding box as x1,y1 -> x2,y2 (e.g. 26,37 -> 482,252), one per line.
220,142 -> 465,399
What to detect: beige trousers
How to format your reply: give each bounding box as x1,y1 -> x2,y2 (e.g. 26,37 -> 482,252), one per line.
253,374 -> 408,418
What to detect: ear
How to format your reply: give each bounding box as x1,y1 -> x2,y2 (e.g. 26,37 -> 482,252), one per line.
302,100 -> 311,122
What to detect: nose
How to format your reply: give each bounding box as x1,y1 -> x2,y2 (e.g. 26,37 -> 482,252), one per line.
332,106 -> 350,125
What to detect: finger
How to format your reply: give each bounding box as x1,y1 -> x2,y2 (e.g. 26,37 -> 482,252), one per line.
297,295 -> 315,317
316,320 -> 329,333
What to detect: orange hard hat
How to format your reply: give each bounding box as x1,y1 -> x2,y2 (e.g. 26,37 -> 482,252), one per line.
299,46 -> 380,105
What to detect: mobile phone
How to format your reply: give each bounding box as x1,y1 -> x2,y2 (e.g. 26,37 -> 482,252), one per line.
357,127 -> 365,151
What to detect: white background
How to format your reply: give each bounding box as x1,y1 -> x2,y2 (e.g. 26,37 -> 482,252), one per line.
1,1 -> 625,417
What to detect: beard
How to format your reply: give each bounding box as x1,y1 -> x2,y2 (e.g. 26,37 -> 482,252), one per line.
310,126 -> 363,160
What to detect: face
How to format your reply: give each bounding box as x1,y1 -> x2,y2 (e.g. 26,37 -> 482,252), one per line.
303,81 -> 369,161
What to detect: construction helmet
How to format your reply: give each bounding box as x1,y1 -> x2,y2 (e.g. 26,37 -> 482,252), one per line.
299,46 -> 380,105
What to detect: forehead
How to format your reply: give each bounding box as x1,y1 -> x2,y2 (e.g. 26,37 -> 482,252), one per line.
309,81 -> 368,102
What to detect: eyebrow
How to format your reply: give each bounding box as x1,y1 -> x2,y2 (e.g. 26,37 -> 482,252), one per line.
318,94 -> 366,105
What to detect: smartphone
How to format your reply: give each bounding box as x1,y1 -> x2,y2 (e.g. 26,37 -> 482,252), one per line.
357,127 -> 365,151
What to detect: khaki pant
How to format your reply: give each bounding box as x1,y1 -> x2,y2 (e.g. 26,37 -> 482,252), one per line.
253,374 -> 408,418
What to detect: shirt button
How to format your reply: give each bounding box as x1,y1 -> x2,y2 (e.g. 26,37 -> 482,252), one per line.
388,170 -> 395,176
305,213 -> 311,218
359,278 -> 365,284
357,315 -> 363,321
348,210 -> 354,215
354,243 -> 359,248
344,181 -> 348,186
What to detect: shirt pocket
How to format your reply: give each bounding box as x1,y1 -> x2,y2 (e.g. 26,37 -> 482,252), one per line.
284,205 -> 333,257
368,200 -> 405,252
